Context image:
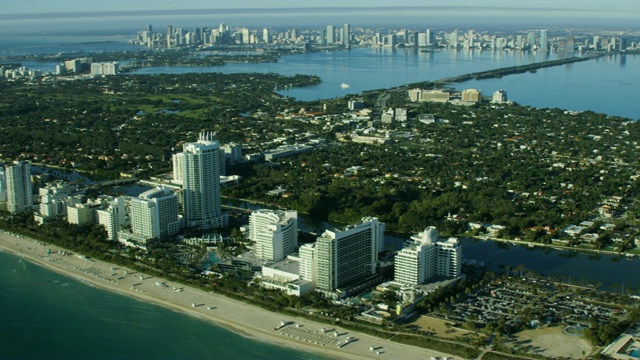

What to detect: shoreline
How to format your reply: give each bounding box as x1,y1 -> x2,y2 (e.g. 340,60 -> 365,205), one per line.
0,232 -> 452,360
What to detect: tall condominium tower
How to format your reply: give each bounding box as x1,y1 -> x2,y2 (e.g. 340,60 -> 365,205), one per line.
5,160 -> 33,214
539,29 -> 549,52
250,209 -> 298,262
132,187 -> 180,239
173,132 -> 227,230
527,31 -> 536,49
426,29 -> 433,46
326,25 -> 335,44
0,163 -> 7,208
342,23 -> 350,45
166,25 -> 173,48
394,227 -> 462,286
315,217 -> 384,294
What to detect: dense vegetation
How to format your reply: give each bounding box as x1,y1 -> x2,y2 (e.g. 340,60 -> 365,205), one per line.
0,72 -> 320,179
225,100 -> 640,237
3,68 -> 640,241
19,46 -> 313,70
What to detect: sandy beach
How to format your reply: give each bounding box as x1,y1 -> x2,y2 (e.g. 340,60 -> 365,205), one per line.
0,231 -> 455,360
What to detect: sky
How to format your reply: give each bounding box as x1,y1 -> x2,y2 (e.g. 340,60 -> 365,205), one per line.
1,0 -> 638,33
3,0 -> 639,16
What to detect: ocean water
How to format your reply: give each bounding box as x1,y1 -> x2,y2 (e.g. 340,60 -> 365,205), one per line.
0,251 -> 326,360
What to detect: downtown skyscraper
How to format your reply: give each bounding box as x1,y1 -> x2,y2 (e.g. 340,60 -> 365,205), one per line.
173,132 -> 227,230
539,29 -> 549,52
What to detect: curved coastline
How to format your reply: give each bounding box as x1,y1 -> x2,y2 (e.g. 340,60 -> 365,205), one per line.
0,232 -> 452,360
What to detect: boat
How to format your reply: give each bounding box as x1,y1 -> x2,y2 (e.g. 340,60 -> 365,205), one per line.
340,83 -> 350,89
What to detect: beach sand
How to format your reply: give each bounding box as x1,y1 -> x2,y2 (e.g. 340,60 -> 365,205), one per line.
0,231 -> 454,360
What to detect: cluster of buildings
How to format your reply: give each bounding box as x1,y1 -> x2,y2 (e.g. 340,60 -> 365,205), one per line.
1,131 -> 463,303
0,132 -> 229,248
0,59 -> 119,82
1,66 -> 43,80
245,211 -> 461,301
408,88 -> 508,106
90,62 -> 120,76
132,23 -> 352,48
131,23 -> 638,53
55,57 -> 120,76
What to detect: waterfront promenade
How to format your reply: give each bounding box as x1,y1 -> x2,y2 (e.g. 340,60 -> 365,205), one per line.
0,231 -> 453,360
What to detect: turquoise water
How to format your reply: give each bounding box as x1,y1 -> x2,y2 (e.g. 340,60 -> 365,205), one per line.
203,251 -> 220,268
630,349 -> 640,358
0,251 -> 325,360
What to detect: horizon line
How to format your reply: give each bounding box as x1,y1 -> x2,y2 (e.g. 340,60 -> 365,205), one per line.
0,5 -> 606,20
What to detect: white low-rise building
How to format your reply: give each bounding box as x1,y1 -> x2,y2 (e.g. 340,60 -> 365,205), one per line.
259,257 -> 314,296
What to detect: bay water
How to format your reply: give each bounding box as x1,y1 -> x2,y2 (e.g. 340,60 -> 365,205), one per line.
132,47 -> 640,120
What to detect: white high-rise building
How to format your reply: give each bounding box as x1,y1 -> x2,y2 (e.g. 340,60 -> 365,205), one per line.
299,243 -> 316,283
394,227 -> 462,286
250,209 -> 298,262
326,25 -> 335,44
315,217 -> 383,294
173,132 -> 227,230
343,23 -> 350,45
132,187 -> 180,239
5,160 -> 33,214
436,237 -> 462,278
97,197 -> 126,241
91,62 -> 119,76
0,164 -> 7,208
492,90 -> 508,103
539,29 -> 549,52
394,226 -> 438,286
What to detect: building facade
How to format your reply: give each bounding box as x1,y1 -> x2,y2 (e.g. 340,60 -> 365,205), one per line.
250,209 -> 298,262
119,187 -> 180,247
461,89 -> 482,103
173,132 -> 227,230
33,182 -> 76,224
90,62 -> 119,76
394,227 -> 462,286
492,90 -> 508,103
97,197 -> 126,241
0,164 -> 7,209
315,217 -> 383,294
5,160 -> 33,214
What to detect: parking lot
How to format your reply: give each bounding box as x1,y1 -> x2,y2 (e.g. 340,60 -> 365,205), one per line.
430,278 -> 626,332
